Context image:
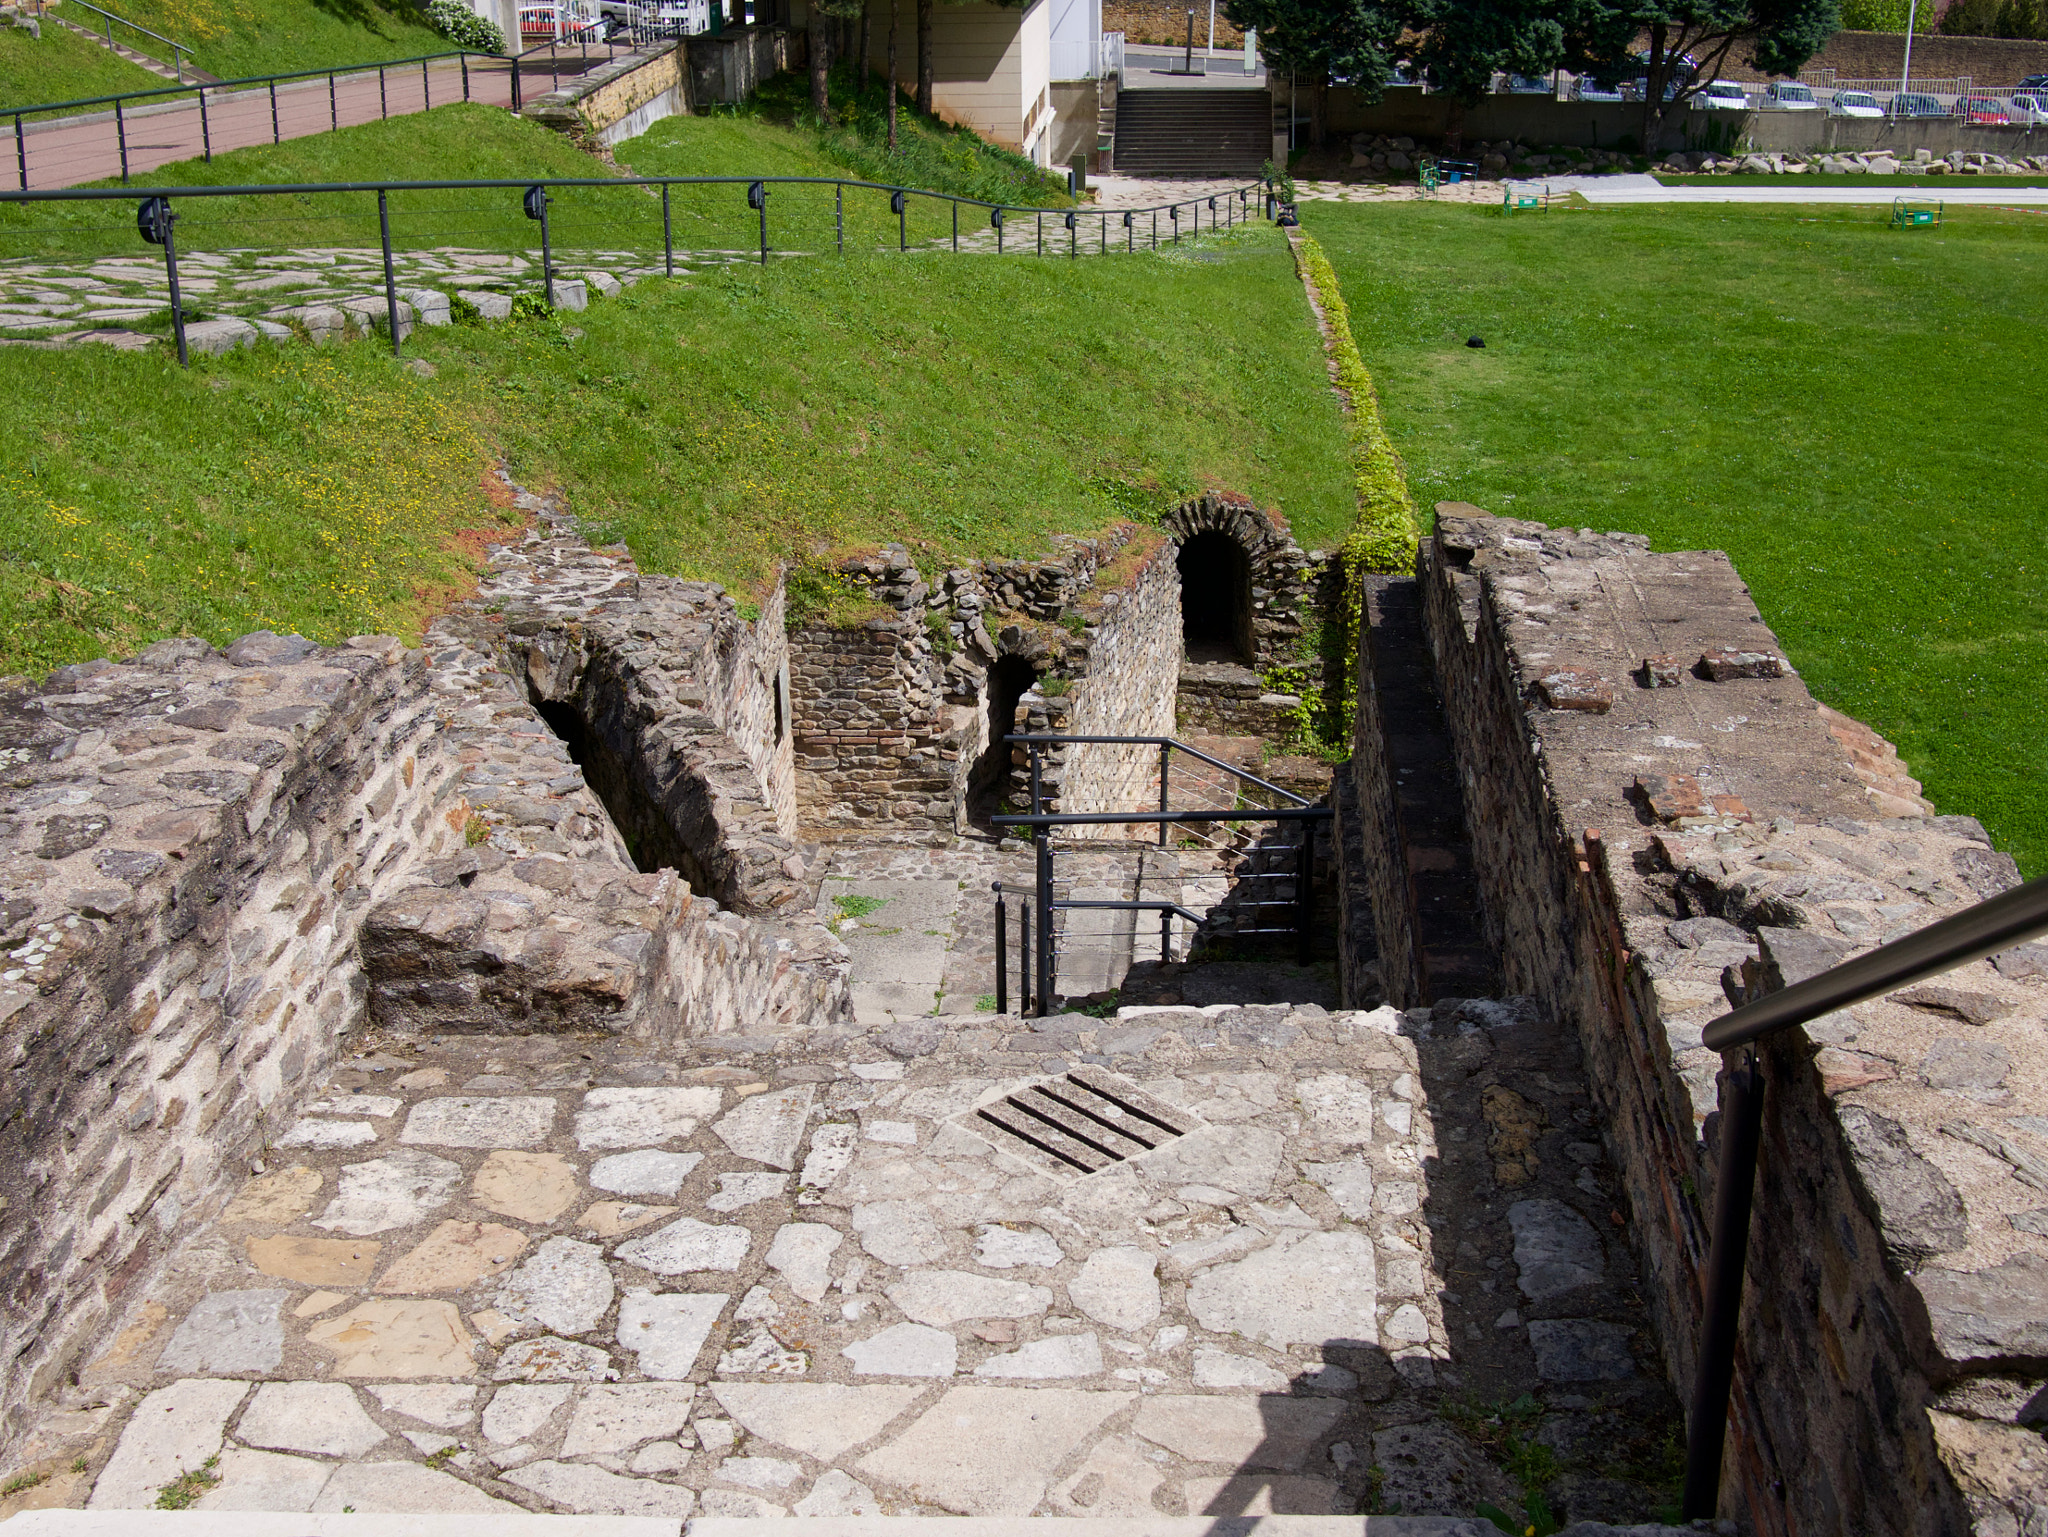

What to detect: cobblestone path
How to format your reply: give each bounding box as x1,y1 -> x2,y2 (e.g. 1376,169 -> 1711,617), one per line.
16,993 -> 1690,1527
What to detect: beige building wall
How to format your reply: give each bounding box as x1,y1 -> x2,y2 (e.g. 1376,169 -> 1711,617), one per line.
860,0 -> 1051,159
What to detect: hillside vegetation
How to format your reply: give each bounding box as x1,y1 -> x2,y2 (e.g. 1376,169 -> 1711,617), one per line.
0,16 -> 166,109
48,0 -> 446,87
1305,197 -> 2048,875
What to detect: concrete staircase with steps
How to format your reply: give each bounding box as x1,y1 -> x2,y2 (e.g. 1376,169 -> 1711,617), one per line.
1111,88 -> 1272,176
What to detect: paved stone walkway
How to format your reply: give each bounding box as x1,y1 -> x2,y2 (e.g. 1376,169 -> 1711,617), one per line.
11,990 -> 1689,1526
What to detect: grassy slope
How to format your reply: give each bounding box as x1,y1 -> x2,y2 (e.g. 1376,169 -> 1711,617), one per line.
50,0 -> 446,85
0,17 -> 167,109
1304,198 -> 2048,875
0,107 -> 1349,685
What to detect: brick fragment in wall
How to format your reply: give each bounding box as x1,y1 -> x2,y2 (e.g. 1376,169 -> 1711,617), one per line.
1699,647 -> 1786,681
1532,667 -> 1612,713
1406,505 -> 2044,1537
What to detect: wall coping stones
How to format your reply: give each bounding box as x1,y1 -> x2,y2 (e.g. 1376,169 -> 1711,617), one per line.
1412,505 -> 2048,1535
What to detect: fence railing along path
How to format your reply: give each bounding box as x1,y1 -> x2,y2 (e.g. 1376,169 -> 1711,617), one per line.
0,24 -> 639,192
0,173 -> 1271,364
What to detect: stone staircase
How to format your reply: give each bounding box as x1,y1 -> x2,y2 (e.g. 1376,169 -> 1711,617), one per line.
1111,88 -> 1273,176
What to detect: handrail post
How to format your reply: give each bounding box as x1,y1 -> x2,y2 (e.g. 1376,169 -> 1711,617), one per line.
952,198 -> 958,251
159,202 -> 188,368
537,187 -> 555,308
836,182 -> 843,254
993,882 -> 1007,1015
1019,900 -> 1032,1014
462,52 -> 470,101
1682,1047 -> 1765,1519
13,113 -> 25,192
1296,824 -> 1313,965
114,99 -> 128,184
378,188 -> 402,358
199,87 -> 210,161
1157,741 -> 1168,847
423,56 -> 431,108
270,78 -> 280,141
1036,210 -> 1042,255
662,183 -> 673,276
330,72 -> 338,130
379,64 -> 388,119
1031,744 -> 1052,1017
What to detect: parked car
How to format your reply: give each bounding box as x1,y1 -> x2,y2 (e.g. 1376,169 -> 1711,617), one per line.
1504,73 -> 1553,94
1959,96 -> 2011,124
1697,79 -> 1749,111
1890,92 -> 1949,118
1829,89 -> 1885,118
1569,75 -> 1624,102
2020,73 -> 2048,90
594,0 -> 703,36
1764,81 -> 1820,110
2012,93 -> 2048,123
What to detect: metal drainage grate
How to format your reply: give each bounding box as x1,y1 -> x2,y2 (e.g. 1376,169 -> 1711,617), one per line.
970,1069 -> 1193,1175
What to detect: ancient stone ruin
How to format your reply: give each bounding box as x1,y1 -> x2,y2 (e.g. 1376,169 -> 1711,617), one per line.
0,485 -> 2040,1534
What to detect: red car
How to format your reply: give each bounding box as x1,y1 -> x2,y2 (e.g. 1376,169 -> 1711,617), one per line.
1960,96 -> 2011,124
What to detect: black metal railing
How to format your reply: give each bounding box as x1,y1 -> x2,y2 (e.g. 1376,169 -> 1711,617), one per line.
0,173 -> 1266,366
989,733 -> 1330,1015
1682,873 -> 2048,1517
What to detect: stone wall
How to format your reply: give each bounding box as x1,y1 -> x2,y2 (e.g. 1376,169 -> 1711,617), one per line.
1730,28 -> 2048,89
1405,506 -> 2046,1536
1050,538 -> 1181,833
519,40 -> 684,144
1343,574 -> 1420,1008
0,632 -> 462,1459
0,485 -> 852,1466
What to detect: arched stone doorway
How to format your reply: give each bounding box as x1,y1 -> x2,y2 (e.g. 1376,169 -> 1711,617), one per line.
1176,530 -> 1254,665
968,653 -> 1041,828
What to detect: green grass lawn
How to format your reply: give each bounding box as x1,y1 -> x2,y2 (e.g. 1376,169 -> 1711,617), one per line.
0,222 -> 1350,688
0,89 -> 1065,266
46,0 -> 446,89
1304,198 -> 2048,875
0,16 -> 168,110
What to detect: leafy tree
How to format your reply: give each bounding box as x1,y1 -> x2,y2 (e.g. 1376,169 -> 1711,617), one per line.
1938,0 -> 2048,38
1222,0 -> 1408,146
1409,0 -> 1568,148
1561,0 -> 1842,147
810,0 -> 868,119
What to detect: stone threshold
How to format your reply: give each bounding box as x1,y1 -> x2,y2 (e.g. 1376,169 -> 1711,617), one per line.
2,1514 -> 1726,1535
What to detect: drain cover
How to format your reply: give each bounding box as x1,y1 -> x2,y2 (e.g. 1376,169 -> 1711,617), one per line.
966,1068 -> 1193,1176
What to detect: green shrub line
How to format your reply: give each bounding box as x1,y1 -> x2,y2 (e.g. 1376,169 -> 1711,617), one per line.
1277,228 -> 1421,755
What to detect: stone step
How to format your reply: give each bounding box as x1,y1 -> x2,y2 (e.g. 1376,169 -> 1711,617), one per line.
1,1512 -> 1720,1534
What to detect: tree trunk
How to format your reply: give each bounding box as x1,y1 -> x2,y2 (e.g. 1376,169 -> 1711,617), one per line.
916,0 -> 932,113
887,0 -> 899,149
809,0 -> 831,120
1641,21 -> 1665,159
858,0 -> 871,85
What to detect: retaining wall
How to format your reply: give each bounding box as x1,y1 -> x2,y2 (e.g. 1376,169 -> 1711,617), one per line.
1405,506 -> 2046,1536
519,25 -> 805,145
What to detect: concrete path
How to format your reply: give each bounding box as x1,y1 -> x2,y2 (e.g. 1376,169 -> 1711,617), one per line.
2,997 -> 1687,1527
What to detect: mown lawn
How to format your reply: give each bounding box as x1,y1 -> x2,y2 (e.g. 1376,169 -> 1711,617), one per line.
1304,198 -> 2048,875
45,0 -> 445,88
0,221 -> 1349,687
0,15 -> 166,110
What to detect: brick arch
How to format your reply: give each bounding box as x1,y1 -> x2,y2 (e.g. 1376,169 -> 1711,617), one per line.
1158,492 -> 1316,673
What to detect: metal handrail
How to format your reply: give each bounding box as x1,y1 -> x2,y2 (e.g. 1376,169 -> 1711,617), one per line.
57,0 -> 199,84
1005,732 -> 1312,806
1682,874 -> 2048,1518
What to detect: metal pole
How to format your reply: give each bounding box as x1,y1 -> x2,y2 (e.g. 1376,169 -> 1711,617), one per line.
161,207 -> 188,368
199,88 -> 210,161
1158,742 -> 1169,846
1161,907 -> 1171,964
1683,1049 -> 1765,1520
379,65 -> 388,119
1183,7 -> 1193,72
423,56 -> 431,109
836,182 -> 843,254
462,52 -> 470,101
758,185 -> 767,265
538,189 -> 555,307
1031,745 -> 1052,1017
1019,901 -> 1032,1013
330,72 -> 338,130
270,79 -> 280,142
115,100 -> 128,184
662,183 -> 673,276
1036,211 -> 1042,255
899,195 -> 906,252
379,188 -> 402,358
994,882 -> 1007,1016
1899,0 -> 1918,110
1296,827 -> 1313,965
13,114 -> 24,192
1151,209 -> 1156,247
952,199 -> 958,250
